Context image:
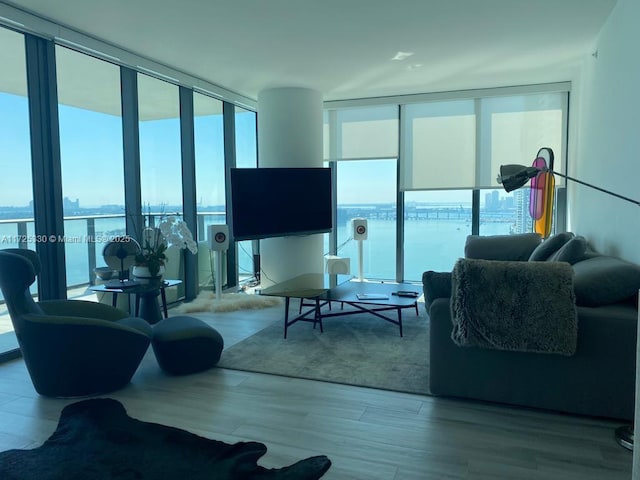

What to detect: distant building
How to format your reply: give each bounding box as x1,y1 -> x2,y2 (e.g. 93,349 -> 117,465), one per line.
514,189 -> 532,234
63,197 -> 80,211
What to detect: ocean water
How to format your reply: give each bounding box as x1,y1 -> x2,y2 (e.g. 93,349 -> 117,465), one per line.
334,219 -> 511,281
0,217 -> 126,291
0,217 -> 512,291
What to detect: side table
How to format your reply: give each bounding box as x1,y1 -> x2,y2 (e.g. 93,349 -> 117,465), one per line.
89,279 -> 182,324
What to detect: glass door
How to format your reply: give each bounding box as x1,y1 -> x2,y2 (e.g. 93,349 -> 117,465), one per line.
0,27 -> 33,357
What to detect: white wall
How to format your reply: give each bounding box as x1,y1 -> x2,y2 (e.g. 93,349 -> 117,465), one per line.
571,1 -> 640,476
570,0 -> 640,263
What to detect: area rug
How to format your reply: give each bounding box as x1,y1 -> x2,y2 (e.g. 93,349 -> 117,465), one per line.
0,398 -> 330,480
217,306 -> 429,395
175,291 -> 282,314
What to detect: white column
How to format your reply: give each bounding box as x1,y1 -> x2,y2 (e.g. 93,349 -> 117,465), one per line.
257,87 -> 324,285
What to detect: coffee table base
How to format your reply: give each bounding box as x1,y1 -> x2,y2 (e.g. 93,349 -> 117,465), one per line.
284,297 -> 328,339
260,275 -> 421,338
283,295 -> 419,338
317,301 -> 418,337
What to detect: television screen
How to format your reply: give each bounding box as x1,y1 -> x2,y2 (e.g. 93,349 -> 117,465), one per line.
230,167 -> 333,241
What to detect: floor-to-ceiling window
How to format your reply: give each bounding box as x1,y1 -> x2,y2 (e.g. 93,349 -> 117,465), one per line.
401,99 -> 476,279
337,159 -> 397,279
138,74 -> 183,213
0,27 -> 32,354
194,94 -> 225,235
194,93 -> 225,290
478,93 -> 566,236
326,105 -> 399,279
56,46 -> 125,292
137,73 -> 185,296
326,87 -> 569,282
234,107 -> 258,283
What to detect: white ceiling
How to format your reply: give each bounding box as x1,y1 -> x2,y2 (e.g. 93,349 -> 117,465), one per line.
2,0 -> 617,103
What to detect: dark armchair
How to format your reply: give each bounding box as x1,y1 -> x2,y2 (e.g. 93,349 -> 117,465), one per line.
0,248 -> 152,397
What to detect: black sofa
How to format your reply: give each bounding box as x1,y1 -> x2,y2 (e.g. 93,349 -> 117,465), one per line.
423,232 -> 640,420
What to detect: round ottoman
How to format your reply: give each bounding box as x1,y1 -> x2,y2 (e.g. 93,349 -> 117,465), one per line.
152,316 -> 224,375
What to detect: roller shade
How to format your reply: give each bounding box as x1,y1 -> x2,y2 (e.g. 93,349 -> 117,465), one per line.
323,105 -> 398,161
399,92 -> 567,191
481,94 -> 565,189
401,100 -> 476,190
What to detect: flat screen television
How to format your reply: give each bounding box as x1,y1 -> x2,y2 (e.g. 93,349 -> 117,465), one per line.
230,167 -> 333,241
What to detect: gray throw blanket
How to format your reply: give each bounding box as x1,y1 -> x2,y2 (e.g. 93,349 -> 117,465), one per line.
451,258 -> 577,355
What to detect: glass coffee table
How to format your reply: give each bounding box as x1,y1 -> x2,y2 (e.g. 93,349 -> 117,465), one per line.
259,273 -> 421,338
321,280 -> 421,337
259,274 -> 351,338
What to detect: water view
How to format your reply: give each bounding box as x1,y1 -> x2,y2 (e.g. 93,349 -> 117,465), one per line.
0,203 -> 521,291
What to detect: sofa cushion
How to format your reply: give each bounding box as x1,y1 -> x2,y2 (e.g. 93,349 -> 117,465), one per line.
422,271 -> 452,311
547,235 -> 588,264
573,255 -> 640,306
528,232 -> 574,261
464,233 -> 542,261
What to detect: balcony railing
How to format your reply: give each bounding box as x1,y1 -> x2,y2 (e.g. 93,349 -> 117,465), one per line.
0,212 -> 227,296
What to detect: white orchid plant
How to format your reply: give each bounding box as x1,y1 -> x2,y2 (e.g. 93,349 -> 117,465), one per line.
135,209 -> 198,277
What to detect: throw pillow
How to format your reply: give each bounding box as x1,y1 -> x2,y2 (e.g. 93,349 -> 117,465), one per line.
528,232 -> 574,261
422,271 -> 452,311
573,255 -> 640,306
464,233 -> 542,261
547,235 -> 588,264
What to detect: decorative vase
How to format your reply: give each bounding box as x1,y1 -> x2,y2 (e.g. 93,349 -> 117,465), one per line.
132,264 -> 165,279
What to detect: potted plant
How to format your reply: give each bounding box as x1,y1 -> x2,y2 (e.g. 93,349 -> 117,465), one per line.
133,211 -> 198,278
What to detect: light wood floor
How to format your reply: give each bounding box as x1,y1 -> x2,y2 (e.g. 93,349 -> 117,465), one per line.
0,304 -> 632,479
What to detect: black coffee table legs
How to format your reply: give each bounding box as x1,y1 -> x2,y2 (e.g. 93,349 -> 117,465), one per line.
319,302 -> 406,337
283,297 -> 324,339
282,297 -> 417,338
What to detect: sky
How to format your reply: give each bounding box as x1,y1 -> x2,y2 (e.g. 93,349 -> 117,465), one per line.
0,91 -> 257,209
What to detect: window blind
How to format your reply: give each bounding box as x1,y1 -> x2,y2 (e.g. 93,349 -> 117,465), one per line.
323,105 -> 398,162
401,100 -> 476,190
400,92 -> 567,191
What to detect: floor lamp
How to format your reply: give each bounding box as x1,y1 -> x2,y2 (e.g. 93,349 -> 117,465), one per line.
497,153 -> 640,452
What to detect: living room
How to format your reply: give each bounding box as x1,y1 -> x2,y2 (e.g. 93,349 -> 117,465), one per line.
0,0 -> 639,478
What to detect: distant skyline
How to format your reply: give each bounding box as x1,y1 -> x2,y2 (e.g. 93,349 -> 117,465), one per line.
0,194 -> 514,213
0,188 -> 512,212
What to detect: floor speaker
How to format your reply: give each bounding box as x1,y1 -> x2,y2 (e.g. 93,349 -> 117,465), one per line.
207,224 -> 229,251
352,218 -> 368,241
